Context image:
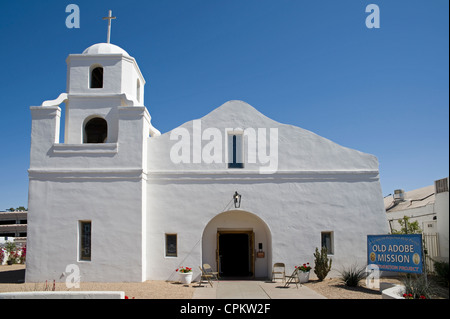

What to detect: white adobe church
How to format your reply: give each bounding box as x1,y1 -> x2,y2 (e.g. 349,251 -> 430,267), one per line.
25,19 -> 389,283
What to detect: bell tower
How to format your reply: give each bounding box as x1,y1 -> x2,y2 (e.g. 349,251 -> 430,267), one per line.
27,12 -> 159,283
64,41 -> 157,144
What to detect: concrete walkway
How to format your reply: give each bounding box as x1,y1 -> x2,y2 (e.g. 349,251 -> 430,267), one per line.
192,280 -> 326,299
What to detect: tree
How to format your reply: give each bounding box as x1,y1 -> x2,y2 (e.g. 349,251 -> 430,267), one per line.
391,216 -> 421,234
5,206 -> 27,212
313,247 -> 332,281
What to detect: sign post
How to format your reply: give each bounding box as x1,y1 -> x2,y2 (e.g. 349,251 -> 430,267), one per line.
367,234 -> 423,274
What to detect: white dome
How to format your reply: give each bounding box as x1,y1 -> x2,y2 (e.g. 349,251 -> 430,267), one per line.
82,43 -> 130,57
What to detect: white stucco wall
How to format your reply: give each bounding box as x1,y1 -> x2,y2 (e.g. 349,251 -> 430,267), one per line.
26,178 -> 146,282
146,176 -> 387,280
147,100 -> 379,173
145,100 -> 388,280
436,191 -> 449,261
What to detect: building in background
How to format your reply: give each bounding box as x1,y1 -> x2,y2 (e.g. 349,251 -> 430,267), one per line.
0,210 -> 27,244
385,177 -> 449,269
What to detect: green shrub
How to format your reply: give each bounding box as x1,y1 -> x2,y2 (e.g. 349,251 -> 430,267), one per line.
402,274 -> 433,299
433,260 -> 449,287
313,247 -> 332,281
339,264 -> 367,287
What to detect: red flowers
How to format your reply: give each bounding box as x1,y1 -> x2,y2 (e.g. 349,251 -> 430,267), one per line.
295,263 -> 311,272
0,244 -> 26,265
403,293 -> 426,299
176,266 -> 192,273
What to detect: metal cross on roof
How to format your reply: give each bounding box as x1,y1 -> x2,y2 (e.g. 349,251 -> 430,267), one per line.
102,10 -> 116,44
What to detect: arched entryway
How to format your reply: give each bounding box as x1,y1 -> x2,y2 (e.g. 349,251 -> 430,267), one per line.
202,210 -> 272,279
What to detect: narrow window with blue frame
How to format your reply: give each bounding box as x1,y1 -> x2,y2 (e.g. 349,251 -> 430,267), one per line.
228,133 -> 244,168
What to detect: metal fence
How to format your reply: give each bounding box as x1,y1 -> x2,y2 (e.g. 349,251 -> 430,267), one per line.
423,233 -> 440,273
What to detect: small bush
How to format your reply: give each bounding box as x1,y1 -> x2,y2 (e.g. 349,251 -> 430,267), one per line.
313,247 -> 332,281
433,260 -> 449,287
401,274 -> 433,299
339,264 -> 367,287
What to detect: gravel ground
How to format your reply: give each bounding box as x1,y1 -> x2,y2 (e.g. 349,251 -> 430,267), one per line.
1,265 -> 446,299
302,277 -> 402,299
0,265 -> 194,299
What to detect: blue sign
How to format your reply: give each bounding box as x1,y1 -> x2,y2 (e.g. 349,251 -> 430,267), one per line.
367,234 -> 423,274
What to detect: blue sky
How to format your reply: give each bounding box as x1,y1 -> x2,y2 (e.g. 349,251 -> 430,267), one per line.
0,0 -> 448,209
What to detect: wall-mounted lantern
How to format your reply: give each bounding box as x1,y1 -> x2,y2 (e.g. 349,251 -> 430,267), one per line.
257,243 -> 265,258
233,191 -> 241,208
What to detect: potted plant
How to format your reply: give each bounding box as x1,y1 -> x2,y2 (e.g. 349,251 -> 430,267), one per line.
296,263 -> 311,283
176,266 -> 193,284
7,250 -> 20,265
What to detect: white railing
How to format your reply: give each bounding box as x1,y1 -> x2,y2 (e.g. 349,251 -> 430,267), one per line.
423,233 -> 440,273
